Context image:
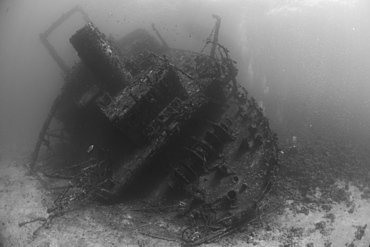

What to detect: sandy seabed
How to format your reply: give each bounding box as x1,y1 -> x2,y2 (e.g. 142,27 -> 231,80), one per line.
0,150 -> 370,247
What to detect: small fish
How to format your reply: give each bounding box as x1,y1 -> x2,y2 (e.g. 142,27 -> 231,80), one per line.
87,145 -> 94,153
292,136 -> 297,145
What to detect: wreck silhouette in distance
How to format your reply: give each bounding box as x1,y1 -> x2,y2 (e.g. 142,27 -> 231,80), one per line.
30,5 -> 280,244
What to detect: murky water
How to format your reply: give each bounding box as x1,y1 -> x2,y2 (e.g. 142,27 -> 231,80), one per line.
1,0 -> 370,246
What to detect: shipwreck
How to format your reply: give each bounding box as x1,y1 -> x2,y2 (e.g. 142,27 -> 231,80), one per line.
30,5 -> 280,245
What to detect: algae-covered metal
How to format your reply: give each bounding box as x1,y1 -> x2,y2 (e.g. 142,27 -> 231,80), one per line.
32,6 -> 280,244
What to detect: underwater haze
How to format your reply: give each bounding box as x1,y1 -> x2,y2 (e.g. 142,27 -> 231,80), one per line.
1,0 -> 370,148
1,0 -> 370,246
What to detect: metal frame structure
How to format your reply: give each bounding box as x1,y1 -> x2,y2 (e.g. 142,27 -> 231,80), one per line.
39,5 -> 90,74
30,6 -> 90,171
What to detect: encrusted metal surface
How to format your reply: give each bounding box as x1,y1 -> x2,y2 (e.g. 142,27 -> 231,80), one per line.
34,13 -> 280,245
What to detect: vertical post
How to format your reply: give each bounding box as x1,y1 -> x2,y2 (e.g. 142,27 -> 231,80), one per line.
210,14 -> 221,58
151,23 -> 169,50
